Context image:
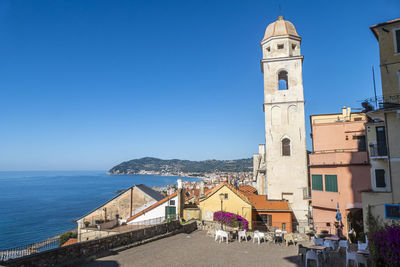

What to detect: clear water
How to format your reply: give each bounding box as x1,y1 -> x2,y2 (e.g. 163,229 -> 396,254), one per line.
0,171 -> 199,250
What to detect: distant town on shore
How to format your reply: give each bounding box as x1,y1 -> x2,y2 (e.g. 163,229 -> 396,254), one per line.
107,157 -> 253,177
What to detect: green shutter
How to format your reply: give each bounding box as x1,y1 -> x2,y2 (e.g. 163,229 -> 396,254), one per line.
325,175 -> 338,192
312,175 -> 323,191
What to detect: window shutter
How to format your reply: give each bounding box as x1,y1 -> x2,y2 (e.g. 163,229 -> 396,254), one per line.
375,169 -> 386,188
268,215 -> 272,226
325,175 -> 338,192
312,175 -> 323,191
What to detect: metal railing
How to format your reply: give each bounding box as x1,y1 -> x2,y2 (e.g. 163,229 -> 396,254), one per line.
369,143 -> 388,157
0,236 -> 59,262
364,93 -> 400,110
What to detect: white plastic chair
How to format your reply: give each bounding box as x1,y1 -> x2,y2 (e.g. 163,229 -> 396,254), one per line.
274,229 -> 283,244
253,231 -> 265,244
356,253 -> 368,267
337,240 -> 349,252
324,239 -> 335,250
238,230 -> 247,242
214,230 -> 221,242
219,230 -> 229,244
346,248 -> 358,267
358,241 -> 368,251
305,250 -> 319,267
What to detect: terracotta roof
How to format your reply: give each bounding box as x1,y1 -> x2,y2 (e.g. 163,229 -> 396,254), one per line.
370,18 -> 400,40
262,16 -> 300,42
61,238 -> 77,247
238,185 -> 257,196
126,192 -> 178,223
199,182 -> 253,205
248,195 -> 291,211
74,184 -> 163,221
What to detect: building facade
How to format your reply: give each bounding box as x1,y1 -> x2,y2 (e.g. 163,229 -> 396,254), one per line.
309,108 -> 371,236
254,16 -> 309,232
362,19 -> 400,230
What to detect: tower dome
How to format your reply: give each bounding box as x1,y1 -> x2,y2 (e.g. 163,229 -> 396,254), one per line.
262,16 -> 300,42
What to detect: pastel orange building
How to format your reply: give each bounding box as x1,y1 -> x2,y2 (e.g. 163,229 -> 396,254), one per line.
309,107 -> 371,237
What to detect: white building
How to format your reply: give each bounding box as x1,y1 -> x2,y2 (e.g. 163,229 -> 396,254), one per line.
254,16 -> 310,232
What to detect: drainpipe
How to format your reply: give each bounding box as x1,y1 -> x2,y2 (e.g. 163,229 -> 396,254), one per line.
384,112 -> 394,203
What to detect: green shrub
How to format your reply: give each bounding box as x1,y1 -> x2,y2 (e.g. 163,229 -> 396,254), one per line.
59,231 -> 77,246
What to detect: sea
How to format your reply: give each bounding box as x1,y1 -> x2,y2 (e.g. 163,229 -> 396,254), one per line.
0,171 -> 199,250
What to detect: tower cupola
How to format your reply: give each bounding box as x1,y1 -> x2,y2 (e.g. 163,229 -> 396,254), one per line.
261,16 -> 301,59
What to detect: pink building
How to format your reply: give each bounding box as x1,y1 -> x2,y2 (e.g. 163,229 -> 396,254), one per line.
309,108 -> 371,237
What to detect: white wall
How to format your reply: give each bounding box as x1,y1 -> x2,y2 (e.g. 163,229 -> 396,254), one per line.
127,195 -> 178,224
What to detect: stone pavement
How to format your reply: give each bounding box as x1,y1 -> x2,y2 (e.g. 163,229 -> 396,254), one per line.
81,230 -> 317,267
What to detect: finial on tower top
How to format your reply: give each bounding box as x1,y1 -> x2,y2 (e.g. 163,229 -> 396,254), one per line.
277,15 -> 284,21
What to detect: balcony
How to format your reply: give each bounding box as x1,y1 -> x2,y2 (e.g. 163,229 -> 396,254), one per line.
369,143 -> 388,159
364,93 -> 400,111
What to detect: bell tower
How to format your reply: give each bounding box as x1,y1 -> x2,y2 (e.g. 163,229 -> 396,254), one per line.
260,16 -> 309,231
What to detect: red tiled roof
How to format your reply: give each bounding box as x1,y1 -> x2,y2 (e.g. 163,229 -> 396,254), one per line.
61,238 -> 77,247
248,195 -> 291,211
238,185 -> 257,196
126,192 -> 178,223
199,182 -> 253,205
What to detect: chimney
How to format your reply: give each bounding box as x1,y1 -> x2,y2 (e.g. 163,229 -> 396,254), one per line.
200,180 -> 205,197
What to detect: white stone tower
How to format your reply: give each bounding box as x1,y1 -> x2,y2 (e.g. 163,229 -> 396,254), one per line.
260,16 -> 309,231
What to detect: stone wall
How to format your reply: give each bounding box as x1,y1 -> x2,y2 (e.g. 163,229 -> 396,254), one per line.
3,221 -> 197,267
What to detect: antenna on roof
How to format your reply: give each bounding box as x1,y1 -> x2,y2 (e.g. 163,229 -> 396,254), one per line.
372,66 -> 378,109
278,2 -> 282,16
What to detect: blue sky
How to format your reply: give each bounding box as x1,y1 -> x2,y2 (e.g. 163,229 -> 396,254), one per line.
0,0 -> 398,170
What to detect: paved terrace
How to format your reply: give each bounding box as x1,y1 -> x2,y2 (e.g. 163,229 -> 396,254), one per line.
81,230 -> 346,267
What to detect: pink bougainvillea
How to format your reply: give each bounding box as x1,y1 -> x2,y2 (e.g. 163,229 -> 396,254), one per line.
213,211 -> 249,230
369,225 -> 400,266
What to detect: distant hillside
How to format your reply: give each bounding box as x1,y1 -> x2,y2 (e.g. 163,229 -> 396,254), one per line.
108,157 -> 253,175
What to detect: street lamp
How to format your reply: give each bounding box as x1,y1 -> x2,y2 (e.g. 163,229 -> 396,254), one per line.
219,193 -> 225,230
219,193 -> 225,212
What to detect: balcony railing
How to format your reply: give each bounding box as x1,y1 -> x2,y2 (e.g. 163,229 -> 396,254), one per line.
364,93 -> 400,111
369,143 -> 388,157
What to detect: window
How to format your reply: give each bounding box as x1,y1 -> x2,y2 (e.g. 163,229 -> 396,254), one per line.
376,126 -> 387,156
292,44 -> 296,50
312,175 -> 323,191
385,204 -> 400,219
169,200 -> 175,206
266,46 -> 270,52
224,193 -> 228,199
394,29 -> 400,54
282,138 -> 291,156
259,214 -> 272,226
375,169 -> 386,188
353,135 -> 366,151
277,44 -> 284,49
282,223 -> 286,231
325,175 -> 338,192
278,71 -> 288,90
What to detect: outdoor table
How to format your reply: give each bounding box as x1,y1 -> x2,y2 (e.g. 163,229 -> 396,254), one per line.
357,250 -> 370,255
308,245 -> 326,251
323,237 -> 340,241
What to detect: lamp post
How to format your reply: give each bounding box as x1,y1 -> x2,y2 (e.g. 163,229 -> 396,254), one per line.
219,193 -> 224,230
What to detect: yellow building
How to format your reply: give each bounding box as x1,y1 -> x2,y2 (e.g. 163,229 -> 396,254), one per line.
198,183 -> 253,229
362,18 -> 400,230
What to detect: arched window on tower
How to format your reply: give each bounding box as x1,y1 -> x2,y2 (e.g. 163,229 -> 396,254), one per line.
282,138 -> 291,156
278,71 -> 288,90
